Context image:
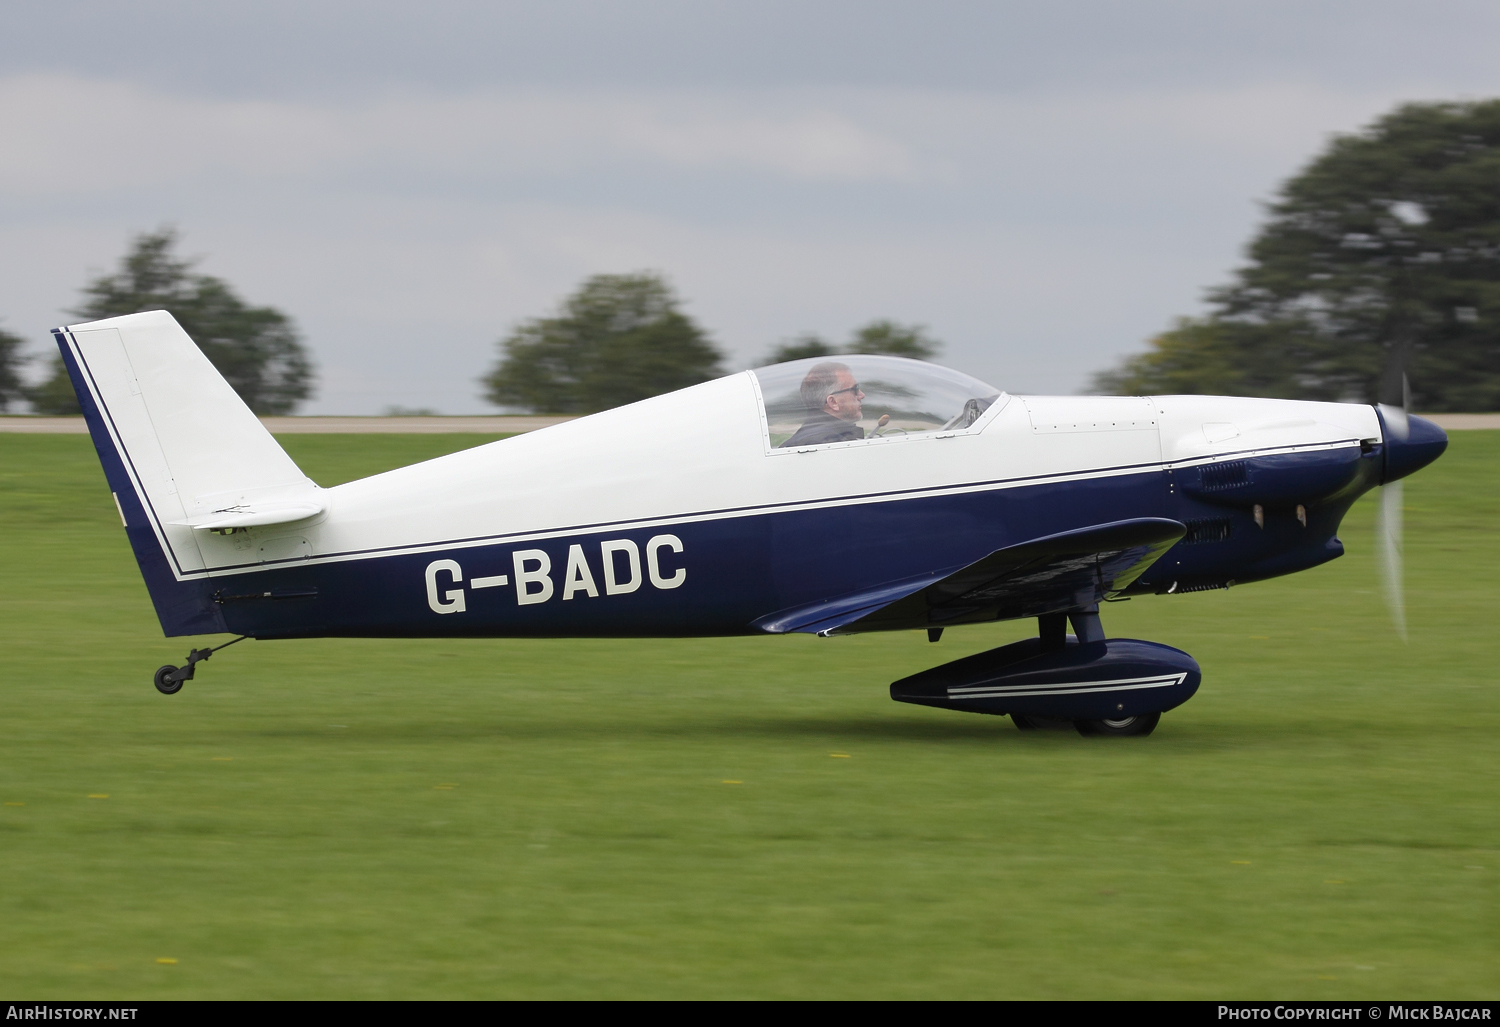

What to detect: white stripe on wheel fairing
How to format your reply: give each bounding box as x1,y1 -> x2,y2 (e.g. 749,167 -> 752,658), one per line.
946,673 -> 1186,700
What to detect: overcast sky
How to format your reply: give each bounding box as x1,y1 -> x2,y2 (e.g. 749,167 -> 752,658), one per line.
3,1 -> 1499,413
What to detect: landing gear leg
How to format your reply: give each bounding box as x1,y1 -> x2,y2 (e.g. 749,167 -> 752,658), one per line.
1068,605 -> 1104,643
1038,606 -> 1103,646
1038,613 -> 1067,648
153,636 -> 248,695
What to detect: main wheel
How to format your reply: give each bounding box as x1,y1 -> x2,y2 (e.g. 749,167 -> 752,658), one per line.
1076,711 -> 1161,737
154,665 -> 183,695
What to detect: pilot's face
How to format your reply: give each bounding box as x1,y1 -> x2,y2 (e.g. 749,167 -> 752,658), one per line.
824,370 -> 865,422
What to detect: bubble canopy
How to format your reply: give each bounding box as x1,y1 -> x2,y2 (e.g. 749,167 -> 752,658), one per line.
751,355 -> 1003,450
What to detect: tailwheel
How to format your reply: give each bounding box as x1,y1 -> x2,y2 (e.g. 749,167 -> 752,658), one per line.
148,636 -> 249,695
154,665 -> 184,695
1076,711 -> 1161,737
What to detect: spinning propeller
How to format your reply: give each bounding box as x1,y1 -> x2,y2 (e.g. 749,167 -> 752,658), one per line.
1375,375 -> 1409,642
1372,337 -> 1449,643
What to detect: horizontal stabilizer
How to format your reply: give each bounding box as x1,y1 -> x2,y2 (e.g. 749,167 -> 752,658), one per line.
173,499 -> 324,531
755,517 -> 1185,636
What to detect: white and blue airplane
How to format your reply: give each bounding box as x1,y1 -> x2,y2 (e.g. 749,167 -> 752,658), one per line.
54,310 -> 1447,736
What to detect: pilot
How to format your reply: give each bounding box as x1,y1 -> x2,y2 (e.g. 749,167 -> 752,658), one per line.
780,361 -> 867,447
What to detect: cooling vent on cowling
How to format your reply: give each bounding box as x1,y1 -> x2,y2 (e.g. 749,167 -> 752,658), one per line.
1160,580 -> 1235,594
1181,518 -> 1232,545
1197,461 -> 1248,491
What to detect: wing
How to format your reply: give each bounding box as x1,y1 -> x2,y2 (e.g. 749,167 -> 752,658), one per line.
753,517 -> 1185,636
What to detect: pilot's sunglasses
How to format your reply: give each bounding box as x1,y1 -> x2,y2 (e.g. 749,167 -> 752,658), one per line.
829,383 -> 862,397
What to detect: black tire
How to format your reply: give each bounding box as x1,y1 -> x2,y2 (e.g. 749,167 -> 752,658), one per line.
1012,714 -> 1038,730
1076,711 -> 1161,737
154,665 -> 183,695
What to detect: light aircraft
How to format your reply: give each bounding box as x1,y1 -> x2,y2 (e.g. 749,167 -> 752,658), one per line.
54,310 -> 1447,736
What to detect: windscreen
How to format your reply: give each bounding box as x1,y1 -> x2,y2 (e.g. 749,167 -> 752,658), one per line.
752,354 -> 1002,449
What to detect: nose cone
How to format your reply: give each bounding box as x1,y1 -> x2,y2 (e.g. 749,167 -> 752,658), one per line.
1380,410 -> 1448,484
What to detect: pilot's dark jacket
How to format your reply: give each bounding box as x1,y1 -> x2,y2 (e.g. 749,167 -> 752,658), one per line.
780,412 -> 866,448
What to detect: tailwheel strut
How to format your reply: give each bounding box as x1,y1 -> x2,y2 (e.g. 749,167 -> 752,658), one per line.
153,635 -> 249,695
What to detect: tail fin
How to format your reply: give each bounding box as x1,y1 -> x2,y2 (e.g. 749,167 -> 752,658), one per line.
55,310 -> 322,636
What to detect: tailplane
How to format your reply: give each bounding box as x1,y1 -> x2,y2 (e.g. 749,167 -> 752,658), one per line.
54,310 -> 322,636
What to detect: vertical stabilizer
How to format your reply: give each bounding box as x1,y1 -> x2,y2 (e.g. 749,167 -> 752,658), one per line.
55,310 -> 322,636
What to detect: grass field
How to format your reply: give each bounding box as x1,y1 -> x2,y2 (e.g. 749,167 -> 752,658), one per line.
1,430 -> 1496,1000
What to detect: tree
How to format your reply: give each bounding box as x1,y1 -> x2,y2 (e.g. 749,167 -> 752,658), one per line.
1093,100 -> 1500,409
761,333 -> 838,364
30,229 -> 315,415
849,319 -> 942,360
1089,316 -> 1312,398
0,327 -> 27,413
483,273 -> 724,414
27,356 -> 82,415
759,319 -> 943,365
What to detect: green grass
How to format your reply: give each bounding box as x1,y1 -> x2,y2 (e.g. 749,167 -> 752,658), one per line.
0,431 -> 1496,999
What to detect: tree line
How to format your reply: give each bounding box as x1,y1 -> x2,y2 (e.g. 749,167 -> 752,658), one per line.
0,230 -> 943,417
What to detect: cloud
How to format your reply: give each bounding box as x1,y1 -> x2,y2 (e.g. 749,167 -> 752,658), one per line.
0,75 -> 919,195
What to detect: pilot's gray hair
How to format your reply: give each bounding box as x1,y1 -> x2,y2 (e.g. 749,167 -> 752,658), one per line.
800,361 -> 851,412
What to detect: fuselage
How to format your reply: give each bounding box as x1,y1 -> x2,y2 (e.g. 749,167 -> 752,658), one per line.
187,375 -> 1413,640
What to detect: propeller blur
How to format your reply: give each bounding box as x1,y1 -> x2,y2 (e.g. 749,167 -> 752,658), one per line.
1377,480 -> 1405,642
55,311 -> 1448,735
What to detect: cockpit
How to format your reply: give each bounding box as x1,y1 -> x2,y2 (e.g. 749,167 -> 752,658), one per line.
751,355 -> 1004,451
